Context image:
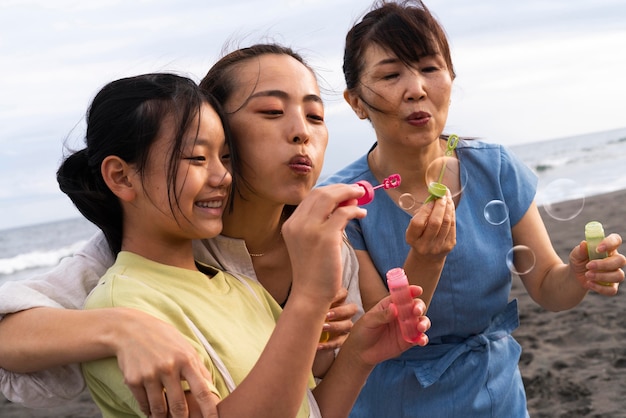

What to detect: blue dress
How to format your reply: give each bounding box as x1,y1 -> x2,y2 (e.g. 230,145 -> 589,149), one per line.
320,139 -> 537,417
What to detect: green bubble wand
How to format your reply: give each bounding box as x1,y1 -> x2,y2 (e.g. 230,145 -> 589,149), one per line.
424,134 -> 459,204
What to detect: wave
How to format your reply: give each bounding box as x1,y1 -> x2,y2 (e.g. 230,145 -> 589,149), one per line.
0,239 -> 88,276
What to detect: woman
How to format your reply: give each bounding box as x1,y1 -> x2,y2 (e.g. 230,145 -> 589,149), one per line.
0,44 -> 363,417
321,1 -> 626,416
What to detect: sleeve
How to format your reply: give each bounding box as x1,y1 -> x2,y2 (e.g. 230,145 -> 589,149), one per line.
83,275 -> 221,416
499,145 -> 538,226
0,230 -> 115,408
340,240 -> 364,322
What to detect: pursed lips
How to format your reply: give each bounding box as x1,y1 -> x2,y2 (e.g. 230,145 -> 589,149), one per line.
406,111 -> 431,126
288,155 -> 313,174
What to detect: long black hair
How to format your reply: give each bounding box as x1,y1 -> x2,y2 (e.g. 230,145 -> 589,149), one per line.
57,73 -> 234,253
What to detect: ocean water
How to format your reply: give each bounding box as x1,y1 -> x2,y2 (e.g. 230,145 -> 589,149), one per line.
1,127 -> 625,286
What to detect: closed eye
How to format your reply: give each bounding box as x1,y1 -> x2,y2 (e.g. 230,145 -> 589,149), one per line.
183,156 -> 206,164
382,73 -> 399,80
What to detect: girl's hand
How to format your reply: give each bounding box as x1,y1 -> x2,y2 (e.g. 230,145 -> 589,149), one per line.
282,184 -> 367,304
319,288 -> 357,351
112,308 -> 218,418
349,285 -> 430,366
406,190 -> 456,260
576,233 -> 625,295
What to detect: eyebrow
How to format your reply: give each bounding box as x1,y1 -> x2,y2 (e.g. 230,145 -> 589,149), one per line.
249,89 -> 323,104
374,57 -> 401,67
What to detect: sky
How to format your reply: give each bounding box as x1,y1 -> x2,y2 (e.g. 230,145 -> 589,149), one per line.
1,0 -> 625,230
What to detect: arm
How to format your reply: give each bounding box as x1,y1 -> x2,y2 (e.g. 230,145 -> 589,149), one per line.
0,233 -> 216,418
514,202 -> 625,312
313,285 -> 430,418
215,184 -> 368,417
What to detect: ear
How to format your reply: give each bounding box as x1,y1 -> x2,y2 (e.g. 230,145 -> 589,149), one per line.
101,156 -> 137,202
343,89 -> 368,120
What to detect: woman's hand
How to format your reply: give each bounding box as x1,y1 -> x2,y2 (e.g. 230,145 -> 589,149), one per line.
406,189 -> 456,260
112,308 -> 218,418
576,233 -> 625,295
312,288 -> 358,378
348,285 -> 430,367
319,288 -> 357,351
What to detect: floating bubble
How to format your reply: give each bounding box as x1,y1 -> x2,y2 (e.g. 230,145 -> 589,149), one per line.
536,178 -> 585,221
425,156 -> 466,200
505,245 -> 536,275
484,200 -> 509,225
398,193 -> 417,211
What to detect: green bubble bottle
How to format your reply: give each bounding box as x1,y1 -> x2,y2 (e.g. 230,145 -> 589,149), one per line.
585,221 -> 610,286
585,221 -> 608,260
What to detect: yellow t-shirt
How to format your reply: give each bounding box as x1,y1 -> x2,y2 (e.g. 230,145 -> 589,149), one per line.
82,251 -> 312,417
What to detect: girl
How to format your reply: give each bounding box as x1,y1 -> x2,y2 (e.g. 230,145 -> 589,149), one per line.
321,1 -> 625,417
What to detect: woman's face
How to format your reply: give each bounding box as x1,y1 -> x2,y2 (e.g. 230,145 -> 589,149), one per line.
349,44 -> 452,148
224,53 -> 328,206
139,102 -> 231,242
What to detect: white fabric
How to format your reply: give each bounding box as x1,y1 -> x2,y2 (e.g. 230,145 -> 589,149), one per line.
0,232 -> 112,407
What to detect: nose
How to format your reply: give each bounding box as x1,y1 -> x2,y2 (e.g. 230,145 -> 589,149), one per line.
290,113 -> 310,144
210,163 -> 232,188
404,70 -> 426,102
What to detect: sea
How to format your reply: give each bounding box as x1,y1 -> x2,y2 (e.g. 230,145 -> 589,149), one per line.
1,126 -> 626,287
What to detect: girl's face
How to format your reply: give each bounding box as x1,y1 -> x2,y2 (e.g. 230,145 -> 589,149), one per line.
349,44 -> 452,148
139,102 -> 231,242
224,53 -> 328,206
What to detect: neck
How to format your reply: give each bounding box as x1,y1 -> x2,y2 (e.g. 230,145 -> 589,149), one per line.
221,194 -> 285,256
121,234 -> 197,271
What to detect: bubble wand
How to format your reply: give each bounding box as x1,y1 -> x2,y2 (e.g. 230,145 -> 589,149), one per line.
339,173 -> 401,207
424,134 -> 459,203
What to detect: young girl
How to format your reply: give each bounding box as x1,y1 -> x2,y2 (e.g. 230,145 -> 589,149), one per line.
0,45 -> 366,417
321,1 -> 625,417
51,72 -> 431,418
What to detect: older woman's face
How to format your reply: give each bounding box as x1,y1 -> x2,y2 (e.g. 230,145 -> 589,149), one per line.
351,44 -> 453,148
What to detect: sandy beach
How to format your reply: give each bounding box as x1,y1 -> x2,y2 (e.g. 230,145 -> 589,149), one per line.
1,190 -> 625,417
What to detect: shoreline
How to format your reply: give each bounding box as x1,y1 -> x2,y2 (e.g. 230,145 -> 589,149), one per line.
1,189 -> 625,417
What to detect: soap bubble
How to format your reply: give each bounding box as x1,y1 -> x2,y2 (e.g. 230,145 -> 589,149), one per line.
506,245 -> 536,275
425,156 -> 466,199
484,200 -> 509,225
398,193 -> 417,211
536,178 -> 585,221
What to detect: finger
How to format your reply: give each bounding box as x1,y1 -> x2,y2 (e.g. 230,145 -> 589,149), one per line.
601,233 -> 623,252
162,376 -> 188,418
330,287 -> 349,306
324,318 -> 354,336
128,385 -> 151,418
143,380 -> 169,418
180,359 -> 219,418
328,303 -> 358,321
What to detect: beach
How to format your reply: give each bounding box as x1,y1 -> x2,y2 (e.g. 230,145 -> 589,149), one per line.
1,189 -> 625,417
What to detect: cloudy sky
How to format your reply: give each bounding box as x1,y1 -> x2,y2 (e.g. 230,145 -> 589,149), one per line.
1,0 -> 625,230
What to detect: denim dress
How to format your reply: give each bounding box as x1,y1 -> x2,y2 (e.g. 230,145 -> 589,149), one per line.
320,139 -> 537,417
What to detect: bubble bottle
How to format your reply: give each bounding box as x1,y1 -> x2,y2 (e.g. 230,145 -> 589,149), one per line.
386,267 -> 423,343
585,221 -> 611,286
